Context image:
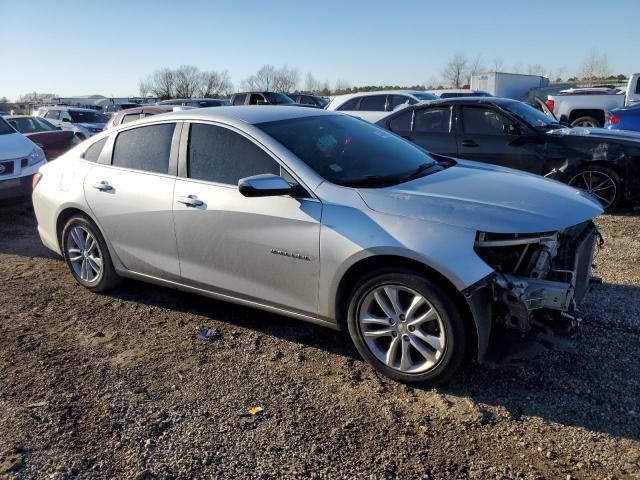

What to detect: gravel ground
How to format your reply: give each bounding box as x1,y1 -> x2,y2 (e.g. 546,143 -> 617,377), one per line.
0,202 -> 639,480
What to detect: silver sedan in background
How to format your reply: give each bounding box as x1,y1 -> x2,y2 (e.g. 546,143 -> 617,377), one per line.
32,106 -> 602,384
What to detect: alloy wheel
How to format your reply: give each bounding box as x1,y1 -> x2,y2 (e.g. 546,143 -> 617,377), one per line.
358,285 -> 446,374
568,170 -> 617,210
65,226 -> 103,283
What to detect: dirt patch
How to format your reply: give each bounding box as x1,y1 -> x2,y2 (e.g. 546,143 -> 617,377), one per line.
0,202 -> 639,479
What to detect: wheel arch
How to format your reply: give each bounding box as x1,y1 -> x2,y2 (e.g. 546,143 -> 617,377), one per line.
568,109 -> 605,126
334,254 -> 482,362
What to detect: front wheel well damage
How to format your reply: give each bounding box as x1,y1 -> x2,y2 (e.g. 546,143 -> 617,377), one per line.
334,255 -> 480,361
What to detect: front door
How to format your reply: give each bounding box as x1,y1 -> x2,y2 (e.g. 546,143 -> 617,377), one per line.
84,122 -> 181,280
455,105 -> 545,174
173,122 -> 321,315
411,105 -> 458,156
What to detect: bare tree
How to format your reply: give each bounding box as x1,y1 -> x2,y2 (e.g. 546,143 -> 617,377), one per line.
149,68 -> 176,99
580,50 -> 611,80
305,72 -> 320,93
527,63 -> 546,76
512,62 -> 523,74
242,65 -> 277,91
18,92 -> 58,103
492,56 -> 505,71
333,79 -> 351,94
198,70 -> 233,97
441,54 -> 468,88
138,81 -> 150,99
273,65 -> 300,92
467,55 -> 484,83
174,65 -> 201,99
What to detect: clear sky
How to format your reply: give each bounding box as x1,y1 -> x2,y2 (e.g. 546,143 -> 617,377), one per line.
1,0 -> 637,100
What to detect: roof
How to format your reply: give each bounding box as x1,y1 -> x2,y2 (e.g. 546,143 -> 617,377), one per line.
151,105 -> 337,125
41,106 -> 100,112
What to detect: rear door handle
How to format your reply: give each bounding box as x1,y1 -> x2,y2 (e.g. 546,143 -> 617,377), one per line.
177,195 -> 204,207
461,140 -> 479,147
92,180 -> 113,191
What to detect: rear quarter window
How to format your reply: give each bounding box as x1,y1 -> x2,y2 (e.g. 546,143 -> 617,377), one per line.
112,123 -> 175,174
82,138 -> 107,162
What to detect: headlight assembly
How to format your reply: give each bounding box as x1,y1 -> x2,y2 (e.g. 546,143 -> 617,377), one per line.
27,145 -> 46,166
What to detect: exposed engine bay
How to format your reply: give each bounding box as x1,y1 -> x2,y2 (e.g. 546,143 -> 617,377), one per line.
474,221 -> 602,333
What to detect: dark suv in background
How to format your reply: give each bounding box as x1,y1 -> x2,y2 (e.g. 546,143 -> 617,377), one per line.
157,98 -> 231,108
287,93 -> 329,108
230,92 -> 297,106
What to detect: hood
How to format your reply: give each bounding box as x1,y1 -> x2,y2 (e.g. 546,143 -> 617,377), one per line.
0,132 -> 35,160
357,160 -> 603,234
547,126 -> 640,142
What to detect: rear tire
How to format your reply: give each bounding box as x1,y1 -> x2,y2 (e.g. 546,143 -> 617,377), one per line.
61,215 -> 120,292
346,269 -> 468,385
570,116 -> 601,128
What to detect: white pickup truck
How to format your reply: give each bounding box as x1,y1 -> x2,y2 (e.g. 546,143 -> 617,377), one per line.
545,74 -> 640,127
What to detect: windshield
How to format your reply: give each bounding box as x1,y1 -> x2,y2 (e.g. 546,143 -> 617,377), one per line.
504,101 -> 560,128
316,96 -> 330,108
69,110 -> 108,124
257,115 -> 438,187
7,117 -> 57,133
0,117 -> 15,135
265,92 -> 295,105
412,93 -> 438,101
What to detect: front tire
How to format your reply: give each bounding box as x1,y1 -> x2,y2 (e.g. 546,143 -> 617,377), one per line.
566,165 -> 622,212
346,269 -> 468,385
62,215 -> 120,292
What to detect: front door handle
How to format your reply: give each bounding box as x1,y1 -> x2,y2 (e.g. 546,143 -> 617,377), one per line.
461,140 -> 479,147
177,195 -> 204,207
92,180 -> 113,191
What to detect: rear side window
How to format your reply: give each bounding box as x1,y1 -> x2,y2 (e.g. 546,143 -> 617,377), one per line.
112,123 -> 175,174
44,110 -> 60,120
358,95 -> 386,112
83,138 -> 107,162
188,123 -> 279,185
388,95 -> 416,111
232,94 -> 246,105
389,111 -> 412,133
121,113 -> 140,124
414,107 -> 451,133
636,80 -> 640,94
337,98 -> 360,111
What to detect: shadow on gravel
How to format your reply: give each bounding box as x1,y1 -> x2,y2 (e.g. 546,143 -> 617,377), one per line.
0,201 -> 58,260
103,277 -> 640,442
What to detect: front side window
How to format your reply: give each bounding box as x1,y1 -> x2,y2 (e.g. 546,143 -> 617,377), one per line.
187,123 -> 279,185
264,92 -> 294,105
249,94 -> 265,105
358,95 -> 386,112
44,110 -> 60,120
414,107 -> 451,134
258,115 -> 437,187
388,95 -> 412,112
389,111 -> 412,133
461,107 -> 508,135
112,123 -> 175,174
337,98 -> 360,111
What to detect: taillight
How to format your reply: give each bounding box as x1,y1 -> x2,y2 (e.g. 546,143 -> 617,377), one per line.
32,173 -> 43,190
545,99 -> 555,112
607,115 -> 620,125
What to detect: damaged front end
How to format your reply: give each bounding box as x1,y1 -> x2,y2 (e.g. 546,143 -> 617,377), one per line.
474,221 -> 602,334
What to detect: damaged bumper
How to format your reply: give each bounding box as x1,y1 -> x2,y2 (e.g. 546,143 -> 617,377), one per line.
467,221 -> 601,361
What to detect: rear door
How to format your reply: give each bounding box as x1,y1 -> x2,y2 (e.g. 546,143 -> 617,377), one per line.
455,105 -> 545,174
411,105 -> 458,156
172,121 -> 321,314
84,122 -> 182,280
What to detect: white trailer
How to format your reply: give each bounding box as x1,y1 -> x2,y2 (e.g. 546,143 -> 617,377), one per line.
471,72 -> 549,100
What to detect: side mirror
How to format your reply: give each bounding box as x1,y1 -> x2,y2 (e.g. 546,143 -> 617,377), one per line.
238,174 -> 302,198
502,123 -> 521,136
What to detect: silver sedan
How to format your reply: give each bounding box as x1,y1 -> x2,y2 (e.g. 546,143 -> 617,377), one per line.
32,106 -> 602,384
